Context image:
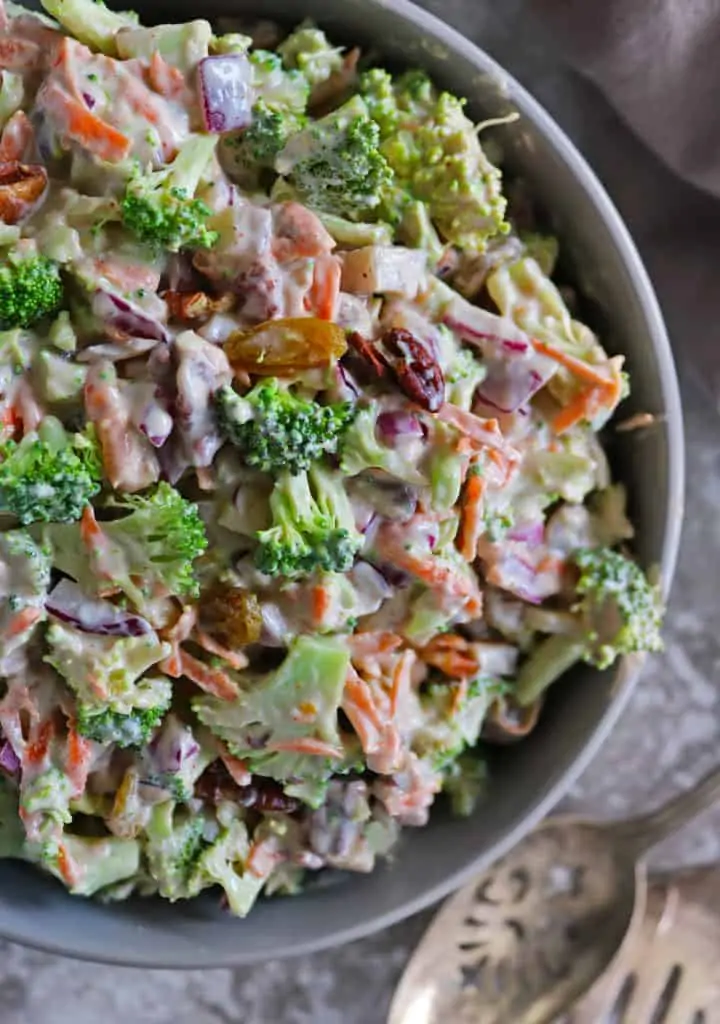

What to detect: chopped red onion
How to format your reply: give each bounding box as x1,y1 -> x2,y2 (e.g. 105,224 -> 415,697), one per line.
198,54 -> 253,133
92,289 -> 170,343
0,739 -> 20,777
507,521 -> 545,546
376,410 -> 425,444
477,357 -> 548,414
47,580 -> 152,637
348,560 -> 393,602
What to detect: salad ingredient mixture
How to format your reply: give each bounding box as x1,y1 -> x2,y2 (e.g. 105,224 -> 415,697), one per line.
0,1 -> 663,915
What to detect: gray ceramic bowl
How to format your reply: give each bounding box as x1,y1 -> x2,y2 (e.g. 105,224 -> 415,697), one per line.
11,0 -> 684,967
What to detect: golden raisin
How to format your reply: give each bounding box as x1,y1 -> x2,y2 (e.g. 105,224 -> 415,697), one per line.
224,317 -> 347,376
199,583 -> 263,647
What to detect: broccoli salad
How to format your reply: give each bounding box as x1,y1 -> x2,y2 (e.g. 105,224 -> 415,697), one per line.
0,3 -> 664,915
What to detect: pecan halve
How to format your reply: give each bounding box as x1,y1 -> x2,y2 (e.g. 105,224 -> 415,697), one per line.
346,330 -> 388,378
382,327 -> 445,412
0,162 -> 47,224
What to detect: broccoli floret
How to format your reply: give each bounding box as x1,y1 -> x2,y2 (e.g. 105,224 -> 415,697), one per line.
250,49 -> 310,113
215,379 -> 355,475
515,547 -> 664,705
255,466 -> 362,579
54,834 -> 141,896
359,68 -> 509,252
275,96 -> 393,219
0,251 -> 64,330
0,417 -> 101,525
121,135 -> 219,252
144,801 -> 207,901
340,405 -> 427,485
105,482 -> 208,598
442,753 -> 487,817
40,0 -> 139,54
190,817 -> 271,916
45,622 -> 171,711
573,547 -> 664,667
277,22 -> 343,87
75,699 -> 169,748
194,634 -> 349,805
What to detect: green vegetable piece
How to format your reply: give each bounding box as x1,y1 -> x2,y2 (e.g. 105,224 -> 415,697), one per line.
145,801 -> 207,900
0,417 -> 101,525
275,95 -> 393,220
254,466 -> 361,579
194,634 -> 349,804
515,547 -> 664,705
360,68 -> 509,252
0,778 -> 26,859
45,621 -> 171,712
40,0 -> 139,54
340,405 -> 427,485
520,232 -> 560,277
103,482 -> 208,599
121,135 -> 219,252
48,310 -> 78,352
60,834 -> 141,896
0,71 -> 23,131
442,753 -> 487,817
190,817 -> 267,916
75,695 -> 170,748
250,49 -> 309,113
34,350 -> 87,403
277,22 -> 343,87
215,379 -> 355,475
0,251 -> 63,330
115,20 -> 212,71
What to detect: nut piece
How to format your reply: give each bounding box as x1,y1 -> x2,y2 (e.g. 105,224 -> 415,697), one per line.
162,289 -> 235,323
0,162 -> 48,224
383,326 -> 445,412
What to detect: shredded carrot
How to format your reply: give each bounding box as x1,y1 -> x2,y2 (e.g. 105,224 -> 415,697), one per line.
531,337 -> 615,389
194,628 -> 248,671
420,634 -> 479,679
457,472 -> 486,561
38,79 -> 131,163
24,719 -> 53,766
219,750 -> 251,787
310,584 -> 331,627
147,51 -> 186,99
265,736 -> 343,758
2,605 -> 42,640
388,649 -> 415,717
79,503 -> 103,547
308,254 -> 341,321
56,842 -> 82,887
161,649 -> 239,701
449,679 -> 468,714
348,632 -> 403,657
66,725 -> 93,794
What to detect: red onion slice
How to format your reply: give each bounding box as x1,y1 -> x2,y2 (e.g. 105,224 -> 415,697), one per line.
0,739 -> 20,777
198,54 -> 253,134
92,289 -> 170,343
375,410 -> 425,444
47,580 -> 153,637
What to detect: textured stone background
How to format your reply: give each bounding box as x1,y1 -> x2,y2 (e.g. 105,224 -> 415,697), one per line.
4,1 -> 720,1020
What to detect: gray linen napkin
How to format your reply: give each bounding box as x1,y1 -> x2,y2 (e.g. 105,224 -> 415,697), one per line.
529,0 -> 720,198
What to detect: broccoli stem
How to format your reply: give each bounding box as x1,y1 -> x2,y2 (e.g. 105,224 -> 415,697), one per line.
514,634 -> 585,707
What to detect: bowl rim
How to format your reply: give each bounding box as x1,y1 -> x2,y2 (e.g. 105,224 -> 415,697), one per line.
0,0 -> 684,968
